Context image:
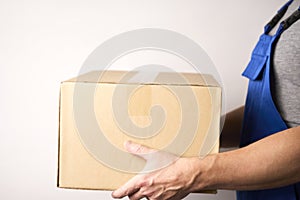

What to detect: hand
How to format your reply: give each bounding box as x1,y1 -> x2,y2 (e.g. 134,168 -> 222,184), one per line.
111,141 -> 202,200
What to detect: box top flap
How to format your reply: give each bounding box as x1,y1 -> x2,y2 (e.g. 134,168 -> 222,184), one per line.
63,70 -> 220,87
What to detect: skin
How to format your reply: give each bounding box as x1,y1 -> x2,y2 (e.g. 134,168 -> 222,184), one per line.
111,107 -> 300,200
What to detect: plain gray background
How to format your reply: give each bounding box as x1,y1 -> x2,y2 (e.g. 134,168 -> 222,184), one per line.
0,0 -> 288,199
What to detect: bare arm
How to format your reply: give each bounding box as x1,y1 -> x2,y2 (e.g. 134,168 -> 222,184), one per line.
112,126 -> 300,199
194,126 -> 300,191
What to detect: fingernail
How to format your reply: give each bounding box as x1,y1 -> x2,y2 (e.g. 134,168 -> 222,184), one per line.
124,140 -> 132,149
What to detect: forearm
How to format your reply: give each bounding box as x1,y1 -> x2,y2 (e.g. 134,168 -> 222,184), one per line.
192,126 -> 300,191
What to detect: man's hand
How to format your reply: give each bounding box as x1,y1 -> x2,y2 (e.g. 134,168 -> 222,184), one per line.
111,141 -> 202,200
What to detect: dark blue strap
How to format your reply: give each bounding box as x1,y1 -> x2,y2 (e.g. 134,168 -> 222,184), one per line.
277,6 -> 300,34
264,0 -> 294,34
242,54 -> 267,81
242,35 -> 272,80
244,1 -> 300,81
278,0 -> 294,12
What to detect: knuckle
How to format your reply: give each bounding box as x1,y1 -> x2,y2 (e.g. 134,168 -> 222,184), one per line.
136,177 -> 146,188
140,176 -> 153,187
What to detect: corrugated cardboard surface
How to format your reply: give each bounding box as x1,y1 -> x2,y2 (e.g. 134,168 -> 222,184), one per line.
58,70 -> 221,191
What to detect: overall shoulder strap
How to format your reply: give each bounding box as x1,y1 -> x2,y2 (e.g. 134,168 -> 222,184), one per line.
264,0 -> 294,34
277,6 -> 300,34
242,1 -> 299,80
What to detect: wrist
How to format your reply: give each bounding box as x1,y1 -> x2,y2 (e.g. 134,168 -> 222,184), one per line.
189,154 -> 219,192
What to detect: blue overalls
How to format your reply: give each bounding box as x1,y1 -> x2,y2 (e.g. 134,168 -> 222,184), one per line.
238,0 -> 300,199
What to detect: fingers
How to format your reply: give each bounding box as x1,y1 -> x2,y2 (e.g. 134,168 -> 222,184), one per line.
113,141 -> 182,199
126,184 -> 155,200
111,174 -> 142,199
128,191 -> 147,200
112,141 -> 157,199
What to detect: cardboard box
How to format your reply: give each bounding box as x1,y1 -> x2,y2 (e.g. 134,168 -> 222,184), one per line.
58,70 -> 221,191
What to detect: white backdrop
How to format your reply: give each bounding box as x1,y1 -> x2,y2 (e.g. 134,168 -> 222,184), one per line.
0,0 -> 287,199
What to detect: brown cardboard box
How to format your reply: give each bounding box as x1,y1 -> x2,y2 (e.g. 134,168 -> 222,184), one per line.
58,70 -> 221,191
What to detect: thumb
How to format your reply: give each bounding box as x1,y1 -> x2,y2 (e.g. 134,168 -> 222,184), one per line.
124,141 -> 156,160
124,141 -> 178,173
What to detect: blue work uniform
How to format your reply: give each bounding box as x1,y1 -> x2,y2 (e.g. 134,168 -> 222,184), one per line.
238,0 -> 300,199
